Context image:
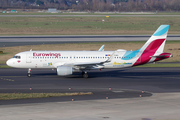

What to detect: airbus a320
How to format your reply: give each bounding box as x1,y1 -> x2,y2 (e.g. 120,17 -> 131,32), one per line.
6,25 -> 172,78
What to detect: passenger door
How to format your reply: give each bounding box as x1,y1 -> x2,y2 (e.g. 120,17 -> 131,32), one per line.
26,53 -> 31,63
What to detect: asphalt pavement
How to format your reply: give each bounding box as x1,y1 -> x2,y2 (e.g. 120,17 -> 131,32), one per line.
1,67 -> 180,120
1,67 -> 180,104
0,35 -> 180,47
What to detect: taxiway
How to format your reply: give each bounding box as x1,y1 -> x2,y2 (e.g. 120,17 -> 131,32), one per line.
0,35 -> 180,47
1,67 -> 180,120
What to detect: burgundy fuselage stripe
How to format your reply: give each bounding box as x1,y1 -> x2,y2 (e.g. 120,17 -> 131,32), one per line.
133,39 -> 165,66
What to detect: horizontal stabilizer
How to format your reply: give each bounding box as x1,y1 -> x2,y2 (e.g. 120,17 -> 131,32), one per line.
152,53 -> 172,58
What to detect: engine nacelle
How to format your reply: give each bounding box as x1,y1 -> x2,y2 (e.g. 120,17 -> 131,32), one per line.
57,66 -> 73,76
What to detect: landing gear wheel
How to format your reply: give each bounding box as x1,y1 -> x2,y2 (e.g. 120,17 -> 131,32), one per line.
83,73 -> 88,78
27,73 -> 31,77
27,68 -> 31,77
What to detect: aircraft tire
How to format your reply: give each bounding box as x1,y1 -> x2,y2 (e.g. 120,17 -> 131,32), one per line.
83,73 -> 88,78
27,73 -> 31,77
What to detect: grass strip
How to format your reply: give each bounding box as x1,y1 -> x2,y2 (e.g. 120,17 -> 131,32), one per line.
0,92 -> 93,100
0,65 -> 11,68
0,16 -> 179,35
2,41 -> 180,62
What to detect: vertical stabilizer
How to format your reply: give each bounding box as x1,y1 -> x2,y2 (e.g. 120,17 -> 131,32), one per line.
133,25 -> 170,66
140,25 -> 169,54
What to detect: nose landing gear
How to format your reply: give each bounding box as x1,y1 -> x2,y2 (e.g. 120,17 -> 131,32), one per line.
27,68 -> 31,77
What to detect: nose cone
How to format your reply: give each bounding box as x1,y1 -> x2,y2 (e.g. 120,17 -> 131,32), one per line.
6,59 -> 13,67
6,59 -> 11,66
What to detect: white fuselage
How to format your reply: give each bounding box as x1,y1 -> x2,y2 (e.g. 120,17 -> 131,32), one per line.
6,50 -> 137,69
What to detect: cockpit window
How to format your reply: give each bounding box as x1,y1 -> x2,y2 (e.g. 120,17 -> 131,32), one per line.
13,56 -> 21,59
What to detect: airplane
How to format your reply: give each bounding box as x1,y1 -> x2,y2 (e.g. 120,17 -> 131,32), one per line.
6,25 -> 172,78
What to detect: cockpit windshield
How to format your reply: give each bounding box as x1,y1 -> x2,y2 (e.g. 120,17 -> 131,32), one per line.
13,56 -> 21,59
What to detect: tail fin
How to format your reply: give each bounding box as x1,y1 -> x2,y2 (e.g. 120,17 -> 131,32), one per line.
140,25 -> 169,54
133,25 -> 170,66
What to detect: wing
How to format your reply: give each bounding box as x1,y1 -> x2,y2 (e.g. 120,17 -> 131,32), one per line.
64,61 -> 105,70
60,50 -> 116,70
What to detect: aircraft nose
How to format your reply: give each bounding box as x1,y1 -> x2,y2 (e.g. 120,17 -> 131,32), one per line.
6,59 -> 13,67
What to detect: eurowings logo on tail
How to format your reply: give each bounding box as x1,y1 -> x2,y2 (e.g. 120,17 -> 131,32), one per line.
133,25 -> 170,66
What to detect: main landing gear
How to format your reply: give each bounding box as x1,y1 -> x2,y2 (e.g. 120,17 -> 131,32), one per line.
82,71 -> 88,78
27,68 -> 31,77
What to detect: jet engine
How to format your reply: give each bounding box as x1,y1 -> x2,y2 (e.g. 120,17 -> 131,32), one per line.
57,66 -> 73,76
